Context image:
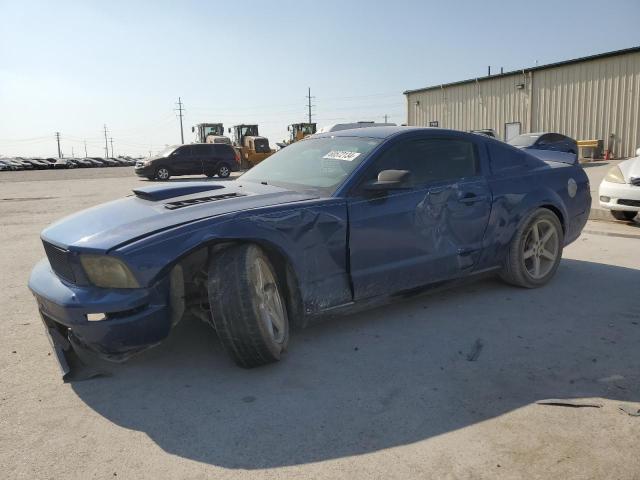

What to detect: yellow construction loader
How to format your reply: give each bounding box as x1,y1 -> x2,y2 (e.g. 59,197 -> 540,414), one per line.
229,124 -> 273,169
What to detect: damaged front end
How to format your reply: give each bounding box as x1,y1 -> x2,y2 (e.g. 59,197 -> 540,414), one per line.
29,258 -> 182,381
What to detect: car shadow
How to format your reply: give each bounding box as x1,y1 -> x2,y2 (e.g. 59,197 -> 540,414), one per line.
71,258 -> 639,469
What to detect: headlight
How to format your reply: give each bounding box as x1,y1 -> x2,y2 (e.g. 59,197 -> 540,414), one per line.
604,166 -> 626,184
80,255 -> 140,288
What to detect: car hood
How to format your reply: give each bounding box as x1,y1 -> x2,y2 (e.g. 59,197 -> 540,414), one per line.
42,181 -> 318,252
619,156 -> 640,182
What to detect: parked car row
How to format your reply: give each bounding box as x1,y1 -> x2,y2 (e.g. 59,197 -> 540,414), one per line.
0,156 -> 140,171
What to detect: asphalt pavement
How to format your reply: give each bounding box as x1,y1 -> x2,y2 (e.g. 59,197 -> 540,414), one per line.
1,167 -> 638,479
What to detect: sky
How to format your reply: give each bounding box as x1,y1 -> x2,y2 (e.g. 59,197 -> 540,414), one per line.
1,0 -> 639,158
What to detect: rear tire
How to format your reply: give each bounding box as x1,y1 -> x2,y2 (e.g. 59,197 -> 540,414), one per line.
207,244 -> 289,368
217,164 -> 231,178
500,208 -> 564,288
611,210 -> 637,221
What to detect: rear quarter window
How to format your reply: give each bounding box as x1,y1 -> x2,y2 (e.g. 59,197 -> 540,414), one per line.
487,140 -> 532,174
216,144 -> 236,158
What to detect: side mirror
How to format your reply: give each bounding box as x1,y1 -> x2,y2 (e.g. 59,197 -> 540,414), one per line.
191,126 -> 195,132
228,128 -> 231,134
364,169 -> 412,191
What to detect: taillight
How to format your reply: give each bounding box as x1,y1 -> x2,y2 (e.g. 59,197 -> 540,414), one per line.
234,149 -> 241,164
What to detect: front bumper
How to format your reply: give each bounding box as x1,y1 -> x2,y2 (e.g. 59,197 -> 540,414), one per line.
29,259 -> 172,379
599,180 -> 640,212
134,163 -> 154,177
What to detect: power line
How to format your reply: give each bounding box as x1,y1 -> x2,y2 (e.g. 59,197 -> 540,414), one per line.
55,132 -> 62,158
175,97 -> 185,144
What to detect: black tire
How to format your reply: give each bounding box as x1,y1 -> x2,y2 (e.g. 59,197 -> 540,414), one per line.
499,208 -> 564,288
610,210 -> 637,221
207,244 -> 289,368
155,167 -> 171,181
217,163 -> 231,178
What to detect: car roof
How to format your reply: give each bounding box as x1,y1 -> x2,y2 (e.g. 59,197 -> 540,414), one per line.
311,125 -> 475,140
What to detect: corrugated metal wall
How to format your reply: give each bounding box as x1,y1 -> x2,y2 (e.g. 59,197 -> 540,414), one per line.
406,51 -> 640,158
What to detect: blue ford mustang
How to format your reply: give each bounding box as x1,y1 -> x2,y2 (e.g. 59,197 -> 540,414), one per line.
29,127 -> 590,379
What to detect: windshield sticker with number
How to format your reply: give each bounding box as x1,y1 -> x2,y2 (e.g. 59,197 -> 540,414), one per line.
322,151 -> 361,161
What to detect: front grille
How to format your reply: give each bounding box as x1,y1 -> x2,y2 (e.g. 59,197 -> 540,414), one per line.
618,199 -> 640,207
254,139 -> 270,153
164,192 -> 245,210
43,242 -> 76,283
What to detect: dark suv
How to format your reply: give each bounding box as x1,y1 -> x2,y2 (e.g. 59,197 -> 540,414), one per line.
135,143 -> 240,180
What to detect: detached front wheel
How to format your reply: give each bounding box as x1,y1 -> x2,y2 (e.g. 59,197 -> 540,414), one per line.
207,244 -> 289,368
500,208 -> 564,288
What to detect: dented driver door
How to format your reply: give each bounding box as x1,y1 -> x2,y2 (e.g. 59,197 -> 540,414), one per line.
347,136 -> 491,300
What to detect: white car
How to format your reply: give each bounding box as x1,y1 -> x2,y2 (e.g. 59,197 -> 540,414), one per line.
599,149 -> 640,221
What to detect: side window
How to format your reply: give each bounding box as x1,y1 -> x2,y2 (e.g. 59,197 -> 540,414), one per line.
192,144 -> 212,156
174,146 -> 191,157
365,138 -> 478,186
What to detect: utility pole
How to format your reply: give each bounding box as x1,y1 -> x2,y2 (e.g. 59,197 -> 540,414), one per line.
84,140 -> 88,158
109,137 -> 114,158
55,132 -> 62,158
306,87 -> 315,124
384,114 -> 389,123
175,97 -> 185,144
103,125 -> 109,157
71,147 -> 74,157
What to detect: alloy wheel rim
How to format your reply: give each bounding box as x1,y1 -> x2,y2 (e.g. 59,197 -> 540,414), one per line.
158,168 -> 169,180
522,219 -> 558,279
253,257 -> 286,344
219,166 -> 229,177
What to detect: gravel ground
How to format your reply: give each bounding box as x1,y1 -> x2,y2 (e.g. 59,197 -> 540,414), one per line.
1,167 -> 639,479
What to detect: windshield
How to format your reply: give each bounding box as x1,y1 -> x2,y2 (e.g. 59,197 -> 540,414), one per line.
204,125 -> 223,136
155,146 -> 178,157
240,126 -> 259,137
508,134 -> 539,147
241,136 -> 382,195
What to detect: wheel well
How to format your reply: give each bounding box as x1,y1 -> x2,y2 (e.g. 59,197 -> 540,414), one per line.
171,240 -> 304,328
540,204 -> 565,233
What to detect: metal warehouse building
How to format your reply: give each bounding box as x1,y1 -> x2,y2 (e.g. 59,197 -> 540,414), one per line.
404,46 -> 640,158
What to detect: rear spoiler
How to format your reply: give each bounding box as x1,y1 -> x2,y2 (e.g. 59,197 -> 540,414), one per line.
527,149 -> 577,165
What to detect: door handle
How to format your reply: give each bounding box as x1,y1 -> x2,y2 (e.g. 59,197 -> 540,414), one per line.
458,193 -> 488,204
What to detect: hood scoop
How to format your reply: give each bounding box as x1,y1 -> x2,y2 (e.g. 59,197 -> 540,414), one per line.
164,192 -> 246,210
132,183 -> 225,201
